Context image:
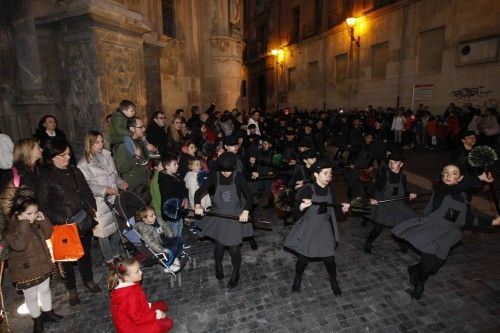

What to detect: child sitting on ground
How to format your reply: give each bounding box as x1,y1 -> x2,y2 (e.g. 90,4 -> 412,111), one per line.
109,258 -> 174,333
134,206 -> 183,272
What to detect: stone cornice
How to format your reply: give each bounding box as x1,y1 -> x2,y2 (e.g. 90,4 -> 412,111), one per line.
35,0 -> 152,36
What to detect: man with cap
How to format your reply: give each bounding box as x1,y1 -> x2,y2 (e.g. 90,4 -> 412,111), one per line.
363,151 -> 418,253
284,159 -> 350,295
194,152 -> 254,289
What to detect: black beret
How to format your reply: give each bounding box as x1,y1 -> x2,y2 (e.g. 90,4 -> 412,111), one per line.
247,124 -> 257,129
300,149 -> 318,160
311,159 -> 333,173
223,135 -> 239,146
217,152 -> 237,171
388,151 -> 405,162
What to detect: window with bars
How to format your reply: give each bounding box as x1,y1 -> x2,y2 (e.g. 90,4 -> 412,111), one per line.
162,0 -> 175,38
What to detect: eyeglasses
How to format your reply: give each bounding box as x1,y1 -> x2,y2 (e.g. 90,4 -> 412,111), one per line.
157,116 -> 166,120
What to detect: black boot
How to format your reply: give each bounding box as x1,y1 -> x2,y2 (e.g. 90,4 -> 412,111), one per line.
33,315 -> 44,333
410,281 -> 425,300
407,265 -> 418,286
227,271 -> 240,289
291,275 -> 302,293
249,238 -> 258,250
364,240 -> 372,254
398,240 -> 408,253
215,262 -> 224,280
41,310 -> 64,322
330,278 -> 342,296
66,290 -> 80,306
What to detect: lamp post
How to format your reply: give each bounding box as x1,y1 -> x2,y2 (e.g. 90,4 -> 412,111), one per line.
345,17 -> 360,109
271,48 -> 285,113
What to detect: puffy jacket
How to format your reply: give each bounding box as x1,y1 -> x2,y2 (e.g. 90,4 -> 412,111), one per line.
35,165 -> 96,226
4,218 -> 54,283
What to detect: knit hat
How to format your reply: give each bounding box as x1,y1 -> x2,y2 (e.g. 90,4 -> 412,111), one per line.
223,134 -> 238,146
388,151 -> 405,162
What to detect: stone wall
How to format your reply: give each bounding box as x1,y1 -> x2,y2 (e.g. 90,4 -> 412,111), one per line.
245,0 -> 500,113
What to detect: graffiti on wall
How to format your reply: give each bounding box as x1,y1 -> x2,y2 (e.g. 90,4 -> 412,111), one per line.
449,86 -> 496,108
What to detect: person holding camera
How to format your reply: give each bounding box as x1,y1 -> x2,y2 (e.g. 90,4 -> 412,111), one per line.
35,138 -> 100,307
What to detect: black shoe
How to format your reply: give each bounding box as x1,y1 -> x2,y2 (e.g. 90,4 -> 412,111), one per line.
33,315 -> 44,333
83,281 -> 101,293
215,263 -> 224,280
398,241 -> 408,253
66,290 -> 80,306
410,281 -> 425,300
330,278 -> 342,296
407,265 -> 418,286
41,310 -> 64,322
291,276 -> 302,293
364,241 -> 372,254
249,238 -> 258,251
227,271 -> 240,289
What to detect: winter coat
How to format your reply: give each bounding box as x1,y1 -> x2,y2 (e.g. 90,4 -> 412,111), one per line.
35,165 -> 97,226
184,171 -> 211,209
135,219 -> 173,253
4,217 -> 54,283
113,139 -> 150,194
78,150 -> 125,238
108,110 -> 130,146
146,122 -> 168,158
111,282 -> 169,333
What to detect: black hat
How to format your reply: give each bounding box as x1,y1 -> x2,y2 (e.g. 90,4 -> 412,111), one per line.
387,151 -> 405,162
297,141 -> 311,148
247,123 -> 257,130
311,159 -> 333,173
300,149 -> 318,160
223,134 -> 238,146
261,136 -> 273,144
285,130 -> 295,136
217,152 -> 237,172
459,130 -> 476,139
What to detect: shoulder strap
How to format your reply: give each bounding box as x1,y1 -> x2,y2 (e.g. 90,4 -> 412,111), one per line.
12,166 -> 20,188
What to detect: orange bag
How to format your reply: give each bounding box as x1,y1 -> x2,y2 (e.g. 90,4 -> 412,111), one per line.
50,224 -> 84,262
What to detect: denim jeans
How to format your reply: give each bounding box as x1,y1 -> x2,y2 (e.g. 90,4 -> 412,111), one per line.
168,219 -> 183,238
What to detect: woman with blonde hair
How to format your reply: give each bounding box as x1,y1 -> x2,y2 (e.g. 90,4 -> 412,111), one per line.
166,116 -> 185,157
0,138 -> 43,191
78,131 -> 128,270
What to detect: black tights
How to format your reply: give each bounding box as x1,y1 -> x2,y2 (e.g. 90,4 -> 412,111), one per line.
295,254 -> 337,280
366,224 -> 384,244
413,253 -> 445,283
214,241 -> 241,272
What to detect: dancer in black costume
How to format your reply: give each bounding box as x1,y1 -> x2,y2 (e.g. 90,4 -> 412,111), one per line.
392,164 -> 498,299
364,152 -> 418,253
194,152 -> 253,289
284,160 -> 350,295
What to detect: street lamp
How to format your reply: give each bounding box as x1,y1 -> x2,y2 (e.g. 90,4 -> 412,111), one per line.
271,48 -> 285,113
346,17 -> 360,47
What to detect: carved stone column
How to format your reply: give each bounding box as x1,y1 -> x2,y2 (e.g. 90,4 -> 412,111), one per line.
10,0 -> 43,97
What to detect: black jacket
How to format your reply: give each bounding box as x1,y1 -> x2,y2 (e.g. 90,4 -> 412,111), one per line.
146,121 -> 168,157
35,165 -> 96,226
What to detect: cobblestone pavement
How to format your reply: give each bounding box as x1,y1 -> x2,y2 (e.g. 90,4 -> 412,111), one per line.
4,150 -> 500,333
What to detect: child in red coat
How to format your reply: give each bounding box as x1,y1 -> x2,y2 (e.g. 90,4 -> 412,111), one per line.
108,258 -> 173,333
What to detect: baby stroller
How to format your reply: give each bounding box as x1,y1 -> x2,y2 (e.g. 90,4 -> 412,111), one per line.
105,190 -> 189,278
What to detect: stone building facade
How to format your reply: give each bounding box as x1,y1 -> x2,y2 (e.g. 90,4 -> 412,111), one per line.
244,0 -> 499,114
0,0 -> 247,151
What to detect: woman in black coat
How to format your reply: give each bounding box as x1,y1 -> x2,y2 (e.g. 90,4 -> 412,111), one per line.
33,115 -> 76,165
35,138 -> 100,306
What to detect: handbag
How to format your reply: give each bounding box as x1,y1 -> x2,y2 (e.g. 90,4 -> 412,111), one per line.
70,169 -> 98,234
69,209 -> 97,234
50,224 -> 84,262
